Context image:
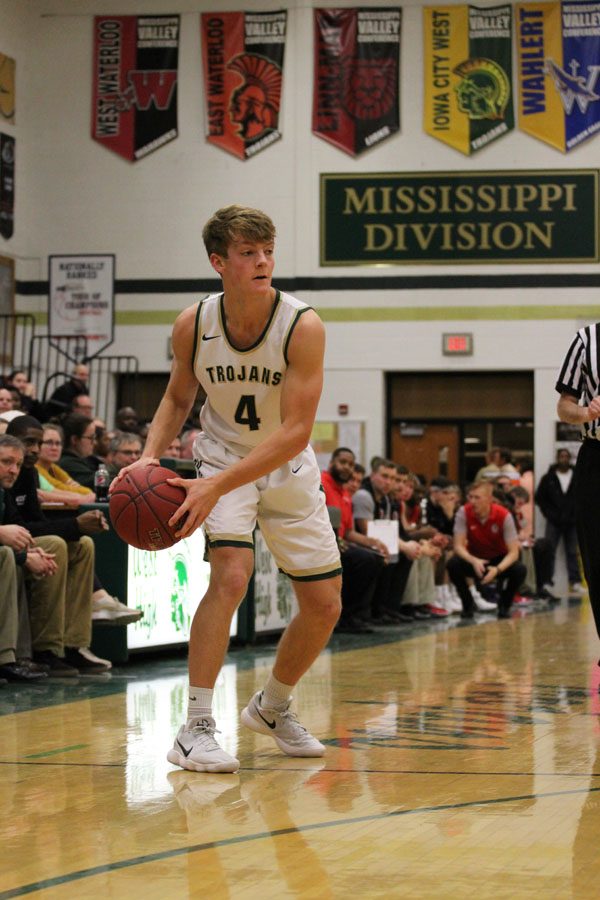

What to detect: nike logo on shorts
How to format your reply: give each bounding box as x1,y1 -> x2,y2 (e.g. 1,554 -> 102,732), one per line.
291,464 -> 303,474
202,334 -> 220,341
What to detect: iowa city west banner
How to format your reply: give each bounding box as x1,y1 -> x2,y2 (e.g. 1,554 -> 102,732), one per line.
424,4 -> 514,154
201,10 -> 287,160
92,15 -> 179,161
516,0 -> 600,151
313,8 -> 401,156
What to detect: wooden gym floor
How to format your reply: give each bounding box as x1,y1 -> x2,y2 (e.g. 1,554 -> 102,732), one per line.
2,596 -> 600,899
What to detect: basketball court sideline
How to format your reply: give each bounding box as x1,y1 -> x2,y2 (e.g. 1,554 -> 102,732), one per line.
1,598 -> 600,898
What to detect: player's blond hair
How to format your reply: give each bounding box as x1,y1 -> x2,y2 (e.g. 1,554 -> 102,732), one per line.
202,205 -> 276,258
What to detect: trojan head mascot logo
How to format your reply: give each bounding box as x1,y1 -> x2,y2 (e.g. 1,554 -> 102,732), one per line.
453,58 -> 510,121
227,53 -> 282,141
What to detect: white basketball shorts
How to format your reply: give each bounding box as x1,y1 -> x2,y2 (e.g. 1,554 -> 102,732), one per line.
193,433 -> 341,581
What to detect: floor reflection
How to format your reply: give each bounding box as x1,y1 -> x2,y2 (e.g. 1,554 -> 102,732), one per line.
3,600 -> 600,895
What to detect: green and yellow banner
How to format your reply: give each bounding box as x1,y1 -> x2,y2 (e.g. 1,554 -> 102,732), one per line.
424,5 -> 514,154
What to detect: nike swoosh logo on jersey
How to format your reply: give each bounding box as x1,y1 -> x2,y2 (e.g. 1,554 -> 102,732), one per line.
291,464 -> 303,474
254,702 -> 277,729
202,334 -> 220,341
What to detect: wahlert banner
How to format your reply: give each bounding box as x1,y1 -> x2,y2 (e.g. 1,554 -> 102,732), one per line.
92,15 -> 179,162
516,1 -> 600,152
313,8 -> 401,157
201,10 -> 287,160
424,5 -> 514,154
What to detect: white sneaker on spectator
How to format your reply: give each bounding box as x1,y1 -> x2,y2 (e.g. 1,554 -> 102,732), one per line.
92,594 -> 143,625
167,718 -> 240,773
436,585 -> 452,612
470,585 -> 497,611
569,582 -> 588,596
440,584 -> 463,613
241,691 -> 325,757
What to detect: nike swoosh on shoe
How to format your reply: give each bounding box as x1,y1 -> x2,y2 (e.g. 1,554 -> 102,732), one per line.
254,703 -> 277,729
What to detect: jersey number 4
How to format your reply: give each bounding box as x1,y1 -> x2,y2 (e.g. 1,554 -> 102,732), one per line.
234,394 -> 261,431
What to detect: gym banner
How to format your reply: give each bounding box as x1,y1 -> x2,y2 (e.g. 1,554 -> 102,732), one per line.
0,53 -> 15,124
320,171 -> 599,265
516,1 -> 600,152
424,5 -> 514,155
48,255 -> 115,357
0,134 -> 14,240
92,15 -> 179,162
201,10 -> 287,160
313,8 -> 401,157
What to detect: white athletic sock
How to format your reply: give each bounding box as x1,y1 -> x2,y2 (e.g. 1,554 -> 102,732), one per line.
187,686 -> 213,726
261,674 -> 294,710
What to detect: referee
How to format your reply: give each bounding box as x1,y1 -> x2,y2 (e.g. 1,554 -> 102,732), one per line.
556,323 -> 600,638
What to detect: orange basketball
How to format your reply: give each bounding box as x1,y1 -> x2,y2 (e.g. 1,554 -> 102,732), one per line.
109,466 -> 186,551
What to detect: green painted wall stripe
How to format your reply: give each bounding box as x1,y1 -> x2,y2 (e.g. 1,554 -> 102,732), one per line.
20,305 -> 600,328
318,305 -> 600,322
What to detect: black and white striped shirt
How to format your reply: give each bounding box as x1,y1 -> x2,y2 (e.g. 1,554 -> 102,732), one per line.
556,323 -> 600,440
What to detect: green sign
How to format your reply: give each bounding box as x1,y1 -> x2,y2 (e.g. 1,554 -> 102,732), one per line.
320,170 -> 599,265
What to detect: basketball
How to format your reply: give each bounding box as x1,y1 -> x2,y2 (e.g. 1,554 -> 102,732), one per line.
109,465 -> 187,551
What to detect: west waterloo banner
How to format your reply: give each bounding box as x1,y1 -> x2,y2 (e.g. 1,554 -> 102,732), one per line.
516,0 -> 600,152
424,5 -> 514,154
313,8 -> 401,156
201,10 -> 287,160
92,15 -> 179,162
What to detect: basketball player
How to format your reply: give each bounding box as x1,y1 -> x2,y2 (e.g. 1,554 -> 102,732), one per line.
112,205 -> 342,773
556,323 -> 600,641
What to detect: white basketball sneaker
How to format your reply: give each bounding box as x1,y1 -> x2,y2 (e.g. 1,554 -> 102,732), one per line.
470,585 -> 498,611
167,717 -> 240,773
241,691 -> 325,758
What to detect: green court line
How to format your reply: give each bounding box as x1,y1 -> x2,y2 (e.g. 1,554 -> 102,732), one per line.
2,784 -> 600,897
23,744 -> 88,759
20,305 -> 600,328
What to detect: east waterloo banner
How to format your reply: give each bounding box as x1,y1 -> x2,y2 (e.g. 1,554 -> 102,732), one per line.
201,10 -> 287,160
92,15 -> 179,162
424,5 -> 514,154
516,0 -> 600,152
313,8 -> 401,156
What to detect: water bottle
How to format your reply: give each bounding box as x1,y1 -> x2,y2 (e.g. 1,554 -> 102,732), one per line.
94,463 -> 110,502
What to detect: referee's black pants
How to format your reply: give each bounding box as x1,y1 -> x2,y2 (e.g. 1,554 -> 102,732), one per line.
574,439 -> 600,637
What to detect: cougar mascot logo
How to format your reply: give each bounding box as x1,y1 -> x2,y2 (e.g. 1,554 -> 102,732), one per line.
227,53 -> 282,141
453,58 -> 510,120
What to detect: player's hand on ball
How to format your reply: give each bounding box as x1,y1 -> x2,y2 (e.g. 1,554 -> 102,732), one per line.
109,455 -> 160,492
168,476 -> 221,538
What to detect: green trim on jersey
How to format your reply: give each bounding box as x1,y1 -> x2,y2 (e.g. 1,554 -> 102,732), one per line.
191,299 -> 205,373
283,305 -> 314,366
219,290 -> 282,354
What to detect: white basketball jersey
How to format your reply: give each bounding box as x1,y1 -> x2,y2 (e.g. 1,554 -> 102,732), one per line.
192,290 -> 312,455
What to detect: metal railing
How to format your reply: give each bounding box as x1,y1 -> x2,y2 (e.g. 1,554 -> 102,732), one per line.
29,334 -> 138,426
0,313 -> 36,376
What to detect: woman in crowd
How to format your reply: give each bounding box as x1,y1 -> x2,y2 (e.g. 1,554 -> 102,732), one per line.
36,423 -> 96,508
